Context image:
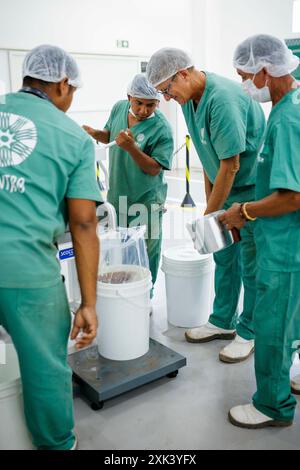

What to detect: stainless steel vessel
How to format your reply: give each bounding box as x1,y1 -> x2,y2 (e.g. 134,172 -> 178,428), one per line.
187,210 -> 239,254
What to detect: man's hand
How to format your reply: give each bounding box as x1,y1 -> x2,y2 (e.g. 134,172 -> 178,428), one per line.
116,129 -> 136,152
70,305 -> 98,350
82,125 -> 98,140
219,203 -> 246,230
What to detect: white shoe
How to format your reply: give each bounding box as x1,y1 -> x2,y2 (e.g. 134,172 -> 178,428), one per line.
291,374 -> 300,395
229,404 -> 293,429
219,335 -> 254,364
185,322 -> 236,344
70,435 -> 78,450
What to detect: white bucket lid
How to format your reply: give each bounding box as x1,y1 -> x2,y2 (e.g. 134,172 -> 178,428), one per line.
163,245 -> 212,265
162,245 -> 213,277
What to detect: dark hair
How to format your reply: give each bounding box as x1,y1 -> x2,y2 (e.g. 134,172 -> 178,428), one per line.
23,76 -> 52,87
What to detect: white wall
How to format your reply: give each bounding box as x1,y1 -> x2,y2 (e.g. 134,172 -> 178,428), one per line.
0,0 -> 193,56
0,0 -> 298,169
0,51 -> 10,94
183,0 -> 299,167
195,0 -> 298,79
294,0 -> 300,32
0,0 -> 195,168
188,0 -> 298,154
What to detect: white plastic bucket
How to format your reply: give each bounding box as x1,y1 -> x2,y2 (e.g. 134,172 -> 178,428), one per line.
0,344 -> 32,450
162,245 -> 214,328
96,265 -> 152,361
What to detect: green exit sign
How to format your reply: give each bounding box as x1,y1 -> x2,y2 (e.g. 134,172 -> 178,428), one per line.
117,40 -> 129,49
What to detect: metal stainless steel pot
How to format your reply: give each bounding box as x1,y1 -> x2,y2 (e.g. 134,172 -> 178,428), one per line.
187,210 -> 240,255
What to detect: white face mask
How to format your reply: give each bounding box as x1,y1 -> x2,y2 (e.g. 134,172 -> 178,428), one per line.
129,107 -> 155,120
242,77 -> 271,103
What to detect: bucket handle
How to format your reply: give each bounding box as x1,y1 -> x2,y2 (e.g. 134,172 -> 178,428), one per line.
116,289 -> 152,311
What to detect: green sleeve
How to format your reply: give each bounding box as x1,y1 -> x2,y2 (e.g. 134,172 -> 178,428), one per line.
150,127 -> 174,170
66,137 -> 103,202
149,122 -> 174,170
210,100 -> 248,159
104,113 -> 113,132
270,120 -> 300,193
104,102 -> 119,132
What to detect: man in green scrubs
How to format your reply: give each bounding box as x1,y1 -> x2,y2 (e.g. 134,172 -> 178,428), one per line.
147,48 -> 266,362
83,74 -> 174,297
220,34 -> 300,428
0,45 -> 101,449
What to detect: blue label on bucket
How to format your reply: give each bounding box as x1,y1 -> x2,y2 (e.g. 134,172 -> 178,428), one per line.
59,247 -> 75,260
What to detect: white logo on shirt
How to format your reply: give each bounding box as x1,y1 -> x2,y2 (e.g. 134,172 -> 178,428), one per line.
200,128 -> 207,145
137,133 -> 145,143
0,174 -> 26,193
0,112 -> 37,168
257,143 -> 265,163
292,89 -> 300,105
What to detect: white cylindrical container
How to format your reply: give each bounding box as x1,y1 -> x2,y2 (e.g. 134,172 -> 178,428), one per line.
96,265 -> 152,361
0,344 -> 33,450
162,245 -> 214,328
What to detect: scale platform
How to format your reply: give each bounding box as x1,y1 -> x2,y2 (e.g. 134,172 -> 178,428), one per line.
69,339 -> 187,410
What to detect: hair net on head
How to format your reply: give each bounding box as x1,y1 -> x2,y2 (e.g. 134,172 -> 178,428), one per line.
234,34 -> 300,78
22,45 -> 82,88
146,48 -> 194,87
127,74 -> 160,100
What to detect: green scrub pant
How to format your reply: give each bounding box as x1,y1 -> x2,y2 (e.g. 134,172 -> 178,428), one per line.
252,269 -> 300,422
0,281 -> 75,450
118,209 -> 163,297
209,186 -> 256,340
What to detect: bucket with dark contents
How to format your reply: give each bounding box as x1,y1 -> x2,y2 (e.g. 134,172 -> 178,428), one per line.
96,265 -> 152,361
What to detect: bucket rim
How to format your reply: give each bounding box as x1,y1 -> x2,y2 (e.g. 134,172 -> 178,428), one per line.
162,258 -> 213,270
162,257 -> 213,265
99,264 -> 150,276
97,265 -> 152,292
162,245 -> 212,263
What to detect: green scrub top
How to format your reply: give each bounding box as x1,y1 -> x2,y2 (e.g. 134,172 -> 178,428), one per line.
0,92 -> 102,288
104,100 -> 174,214
182,72 -> 266,187
255,88 -> 300,272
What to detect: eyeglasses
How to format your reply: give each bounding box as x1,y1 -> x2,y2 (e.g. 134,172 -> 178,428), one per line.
158,74 -> 177,97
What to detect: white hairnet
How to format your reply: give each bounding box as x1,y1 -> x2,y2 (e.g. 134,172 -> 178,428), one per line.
234,34 -> 299,78
146,48 -> 194,87
127,74 -> 160,100
22,45 -> 82,88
